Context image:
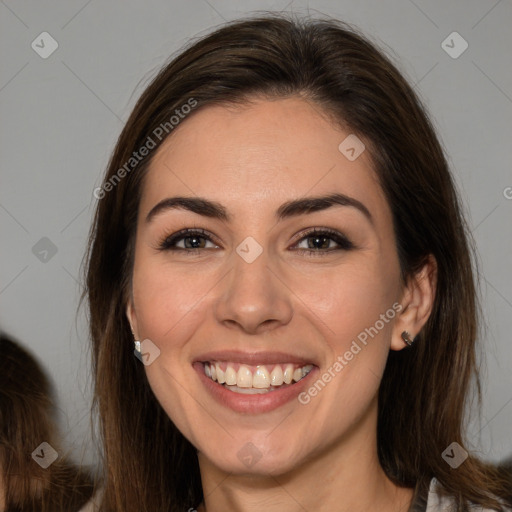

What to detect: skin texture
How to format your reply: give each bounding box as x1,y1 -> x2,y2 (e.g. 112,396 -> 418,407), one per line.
126,97 -> 436,512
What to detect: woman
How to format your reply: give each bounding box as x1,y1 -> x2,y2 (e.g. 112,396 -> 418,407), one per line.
84,14 -> 511,511
0,333 -> 93,512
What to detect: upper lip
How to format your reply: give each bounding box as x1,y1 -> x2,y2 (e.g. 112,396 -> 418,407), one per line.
194,350 -> 318,367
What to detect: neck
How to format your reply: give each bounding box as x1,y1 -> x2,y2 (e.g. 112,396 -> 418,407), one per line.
196,400 -> 413,512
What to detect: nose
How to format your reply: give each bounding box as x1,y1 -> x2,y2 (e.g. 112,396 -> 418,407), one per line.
213,249 -> 293,335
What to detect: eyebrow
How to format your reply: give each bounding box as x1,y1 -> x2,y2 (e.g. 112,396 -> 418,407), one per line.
145,193 -> 373,224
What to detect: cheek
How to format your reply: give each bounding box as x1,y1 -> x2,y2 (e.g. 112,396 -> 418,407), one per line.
131,258 -> 214,343
289,259 -> 399,349
292,263 -> 398,435
131,260 -> 212,430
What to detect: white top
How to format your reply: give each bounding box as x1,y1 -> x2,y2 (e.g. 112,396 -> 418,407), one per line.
78,478 -> 510,511
424,478 -> 510,512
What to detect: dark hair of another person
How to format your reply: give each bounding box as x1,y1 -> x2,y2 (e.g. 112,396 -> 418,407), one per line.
0,333 -> 93,511
83,14 -> 512,512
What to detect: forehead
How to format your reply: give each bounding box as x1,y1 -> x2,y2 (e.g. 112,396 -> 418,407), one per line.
140,97 -> 389,223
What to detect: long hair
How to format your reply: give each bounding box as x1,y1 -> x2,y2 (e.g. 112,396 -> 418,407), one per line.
84,14 -> 511,511
0,333 -> 93,511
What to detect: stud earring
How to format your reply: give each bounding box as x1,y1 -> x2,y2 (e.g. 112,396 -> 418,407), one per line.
401,331 -> 415,347
130,326 -> 141,353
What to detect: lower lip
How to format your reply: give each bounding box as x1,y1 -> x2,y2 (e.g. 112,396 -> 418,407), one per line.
193,362 -> 318,414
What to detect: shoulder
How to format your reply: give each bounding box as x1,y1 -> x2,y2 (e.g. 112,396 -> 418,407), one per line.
425,478 -> 511,512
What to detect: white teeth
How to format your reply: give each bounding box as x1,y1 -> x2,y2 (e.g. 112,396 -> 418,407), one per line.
204,361 -> 313,391
224,365 -> 237,386
237,365 -> 252,388
252,366 -> 270,388
224,385 -> 269,394
270,365 -> 284,386
283,364 -> 294,384
215,363 -> 225,384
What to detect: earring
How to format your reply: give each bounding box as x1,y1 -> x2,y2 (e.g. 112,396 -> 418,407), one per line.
130,326 -> 141,353
401,331 -> 415,347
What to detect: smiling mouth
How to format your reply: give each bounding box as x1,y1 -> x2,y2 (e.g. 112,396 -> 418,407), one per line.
202,361 -> 315,394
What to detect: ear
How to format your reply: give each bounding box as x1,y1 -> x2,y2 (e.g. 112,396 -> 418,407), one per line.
126,297 -> 139,340
391,255 -> 437,351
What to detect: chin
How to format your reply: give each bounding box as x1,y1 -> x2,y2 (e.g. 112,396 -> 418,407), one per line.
196,430 -> 310,477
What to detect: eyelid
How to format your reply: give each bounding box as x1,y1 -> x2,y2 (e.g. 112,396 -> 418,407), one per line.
158,228 -> 221,251
289,227 -> 355,251
157,226 -> 354,253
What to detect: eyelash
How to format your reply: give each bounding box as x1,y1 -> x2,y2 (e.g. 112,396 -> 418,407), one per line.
157,227 -> 355,256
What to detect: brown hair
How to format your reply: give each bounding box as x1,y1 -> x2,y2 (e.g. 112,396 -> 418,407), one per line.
84,14 -> 511,511
0,333 -> 93,511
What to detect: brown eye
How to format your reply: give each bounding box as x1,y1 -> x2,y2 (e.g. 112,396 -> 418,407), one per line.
294,228 -> 354,254
159,229 -> 219,251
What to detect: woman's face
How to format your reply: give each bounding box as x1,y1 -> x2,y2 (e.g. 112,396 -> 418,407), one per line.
128,97 -> 409,476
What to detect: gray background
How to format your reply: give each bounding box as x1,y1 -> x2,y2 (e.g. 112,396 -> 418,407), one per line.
1,0 -> 511,469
